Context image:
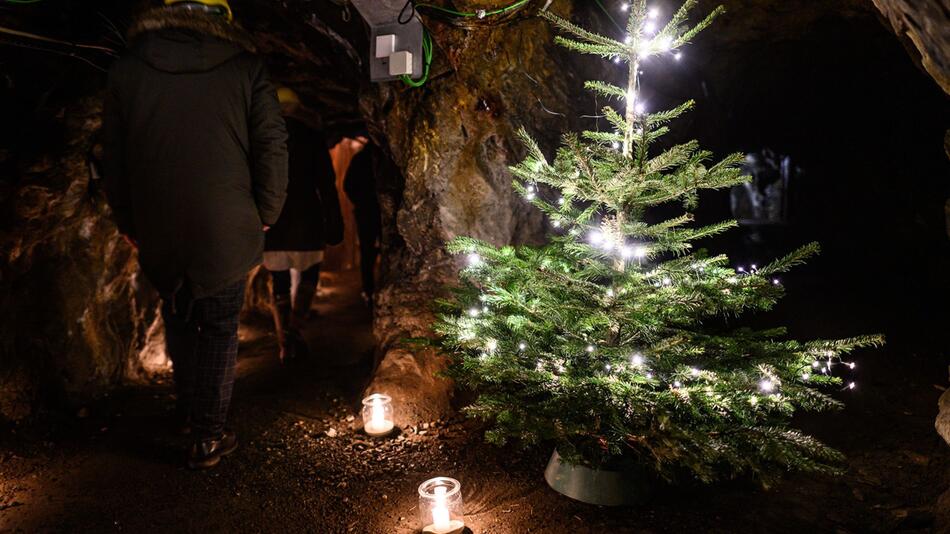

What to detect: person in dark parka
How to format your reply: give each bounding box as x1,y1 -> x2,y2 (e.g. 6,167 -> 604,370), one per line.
264,88 -> 343,363
102,0 -> 288,470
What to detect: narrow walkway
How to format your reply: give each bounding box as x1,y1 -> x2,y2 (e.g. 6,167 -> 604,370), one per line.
0,272 -> 948,532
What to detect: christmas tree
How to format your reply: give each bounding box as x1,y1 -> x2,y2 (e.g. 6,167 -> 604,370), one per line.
432,0 -> 883,485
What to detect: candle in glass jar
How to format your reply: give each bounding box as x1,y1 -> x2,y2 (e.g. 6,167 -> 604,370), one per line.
361,393 -> 394,437
419,477 -> 465,534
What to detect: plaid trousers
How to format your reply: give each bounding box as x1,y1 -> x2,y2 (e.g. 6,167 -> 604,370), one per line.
162,279 -> 245,439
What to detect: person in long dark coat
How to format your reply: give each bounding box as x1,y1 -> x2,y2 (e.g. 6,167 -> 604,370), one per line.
264,88 -> 343,362
343,136 -> 382,306
102,0 -> 288,470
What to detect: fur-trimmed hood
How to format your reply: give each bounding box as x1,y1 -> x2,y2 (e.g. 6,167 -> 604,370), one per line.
127,8 -> 256,73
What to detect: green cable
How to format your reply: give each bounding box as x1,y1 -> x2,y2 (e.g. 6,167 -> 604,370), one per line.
398,1 -> 530,88
414,0 -> 530,18
400,29 -> 432,87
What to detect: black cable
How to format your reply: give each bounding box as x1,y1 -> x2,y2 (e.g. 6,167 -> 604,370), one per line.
398,0 -> 415,24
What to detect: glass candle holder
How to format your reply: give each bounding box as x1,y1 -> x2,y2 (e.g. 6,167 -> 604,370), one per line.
418,477 -> 465,534
361,393 -> 394,437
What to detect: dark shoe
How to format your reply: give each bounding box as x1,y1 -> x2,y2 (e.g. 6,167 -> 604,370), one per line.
286,329 -> 308,362
187,431 -> 238,470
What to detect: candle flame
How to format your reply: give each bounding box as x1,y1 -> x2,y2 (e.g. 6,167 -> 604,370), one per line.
432,485 -> 450,529
370,397 -> 385,426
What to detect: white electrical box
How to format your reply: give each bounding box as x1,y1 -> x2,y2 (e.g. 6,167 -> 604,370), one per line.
388,50 -> 413,76
351,0 -> 425,82
375,34 -> 396,59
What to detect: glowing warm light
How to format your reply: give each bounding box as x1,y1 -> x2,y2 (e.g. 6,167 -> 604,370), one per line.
419,478 -> 465,534
467,308 -> 479,317
432,486 -> 450,529
467,253 -> 481,267
362,394 -> 395,437
644,21 -> 657,33
674,51 -> 683,61
588,230 -> 604,245
690,367 -> 700,377
634,246 -> 648,258
634,101 -> 646,114
486,339 -> 498,353
620,2 -> 629,11
586,345 -> 595,353
518,342 -> 527,351
631,353 -> 644,366
657,35 -> 673,51
759,379 -> 775,392
648,6 -> 659,18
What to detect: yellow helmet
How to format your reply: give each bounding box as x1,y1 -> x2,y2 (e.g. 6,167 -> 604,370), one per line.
276,87 -> 301,107
164,0 -> 233,22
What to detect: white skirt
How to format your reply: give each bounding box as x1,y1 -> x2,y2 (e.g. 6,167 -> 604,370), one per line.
262,250 -> 325,272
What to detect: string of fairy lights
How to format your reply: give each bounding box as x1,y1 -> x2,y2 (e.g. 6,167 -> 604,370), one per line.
455,0 -> 858,399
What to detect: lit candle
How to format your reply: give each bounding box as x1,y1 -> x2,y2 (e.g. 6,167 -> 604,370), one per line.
361,394 -> 394,437
419,477 -> 465,534
432,486 -> 451,530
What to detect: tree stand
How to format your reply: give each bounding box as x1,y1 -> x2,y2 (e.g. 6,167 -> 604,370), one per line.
544,451 -> 650,507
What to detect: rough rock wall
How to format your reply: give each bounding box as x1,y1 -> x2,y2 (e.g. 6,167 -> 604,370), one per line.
939,385 -> 950,445
870,0 -> 950,96
359,6 -> 573,423
0,97 -> 161,421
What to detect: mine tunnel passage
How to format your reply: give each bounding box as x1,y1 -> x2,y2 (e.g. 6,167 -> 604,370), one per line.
0,0 -> 949,532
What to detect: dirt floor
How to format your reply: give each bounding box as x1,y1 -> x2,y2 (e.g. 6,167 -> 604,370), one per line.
1,269 -> 948,533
